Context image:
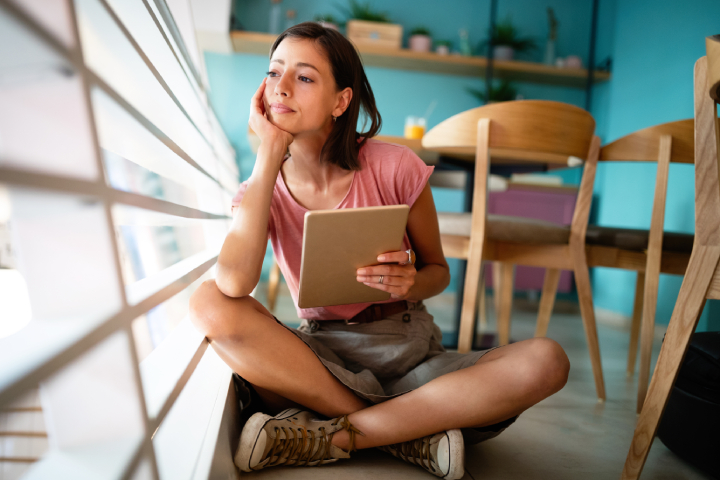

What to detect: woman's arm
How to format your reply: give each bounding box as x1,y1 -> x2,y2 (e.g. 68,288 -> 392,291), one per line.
215,79 -> 293,297
356,183 -> 450,301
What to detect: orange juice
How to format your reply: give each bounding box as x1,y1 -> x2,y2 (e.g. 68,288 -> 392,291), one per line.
404,124 -> 426,139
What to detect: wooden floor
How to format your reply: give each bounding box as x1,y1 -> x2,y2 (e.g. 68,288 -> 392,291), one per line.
251,282 -> 711,480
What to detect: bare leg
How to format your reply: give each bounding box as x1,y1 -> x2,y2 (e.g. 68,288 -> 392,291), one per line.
331,337 -> 570,450
190,280 -> 368,417
191,280 -> 569,451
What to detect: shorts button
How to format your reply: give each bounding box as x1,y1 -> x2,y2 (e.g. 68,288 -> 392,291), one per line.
402,313 -> 411,323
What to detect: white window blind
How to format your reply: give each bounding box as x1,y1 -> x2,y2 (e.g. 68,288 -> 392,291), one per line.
0,0 -> 239,479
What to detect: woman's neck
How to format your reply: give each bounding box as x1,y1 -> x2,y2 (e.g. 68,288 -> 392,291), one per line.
285,127 -> 349,191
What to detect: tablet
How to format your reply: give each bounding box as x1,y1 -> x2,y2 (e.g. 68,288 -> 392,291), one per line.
298,205 -> 410,309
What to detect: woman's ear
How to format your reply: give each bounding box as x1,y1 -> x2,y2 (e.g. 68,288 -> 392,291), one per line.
334,87 -> 353,117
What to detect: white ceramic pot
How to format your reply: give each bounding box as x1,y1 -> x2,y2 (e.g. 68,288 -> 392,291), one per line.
435,45 -> 450,56
565,55 -> 582,69
493,45 -> 514,61
409,34 -> 432,52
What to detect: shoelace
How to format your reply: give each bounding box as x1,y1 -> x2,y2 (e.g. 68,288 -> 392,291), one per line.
260,414 -> 364,468
382,435 -> 436,473
336,414 -> 364,453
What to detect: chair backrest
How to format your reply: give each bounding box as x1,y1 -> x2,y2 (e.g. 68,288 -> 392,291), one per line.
600,120 -> 694,164
708,35 -> 720,102
422,100 -> 599,247
597,119 -> 695,262
422,100 -> 596,165
694,38 -> 720,247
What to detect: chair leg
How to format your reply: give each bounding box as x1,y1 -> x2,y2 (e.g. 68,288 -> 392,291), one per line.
492,261 -> 502,320
478,262 -> 488,332
267,257 -> 281,313
571,249 -> 606,401
497,263 -> 514,346
622,246 -> 720,480
458,247 -> 487,354
535,268 -> 561,338
627,272 -> 645,377
637,258 -> 664,413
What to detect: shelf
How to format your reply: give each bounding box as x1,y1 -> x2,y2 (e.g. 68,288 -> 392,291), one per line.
230,31 -> 610,88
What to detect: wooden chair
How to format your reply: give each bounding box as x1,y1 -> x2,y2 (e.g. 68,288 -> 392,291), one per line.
422,100 -> 606,400
526,120 -> 695,414
591,120 -> 694,414
621,43 -> 720,479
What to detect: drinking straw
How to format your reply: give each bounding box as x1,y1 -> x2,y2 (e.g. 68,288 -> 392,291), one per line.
422,100 -> 437,122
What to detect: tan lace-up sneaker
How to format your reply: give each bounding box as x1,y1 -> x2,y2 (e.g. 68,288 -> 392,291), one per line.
377,429 -> 465,479
234,408 -> 363,472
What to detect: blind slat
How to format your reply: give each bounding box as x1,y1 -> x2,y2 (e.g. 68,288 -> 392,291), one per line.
139,316 -> 208,429
0,168 -> 230,220
125,249 -> 218,305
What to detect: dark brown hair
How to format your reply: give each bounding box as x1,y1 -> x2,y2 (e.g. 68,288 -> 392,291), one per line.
269,22 -> 382,171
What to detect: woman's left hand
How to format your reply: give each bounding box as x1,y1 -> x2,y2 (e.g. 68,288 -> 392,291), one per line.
356,250 -> 416,300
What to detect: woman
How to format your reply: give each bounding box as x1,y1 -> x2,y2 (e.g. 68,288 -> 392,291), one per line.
190,22 -> 570,479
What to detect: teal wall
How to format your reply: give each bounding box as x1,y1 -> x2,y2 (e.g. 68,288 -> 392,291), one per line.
588,0 -> 720,332
206,0 -> 720,331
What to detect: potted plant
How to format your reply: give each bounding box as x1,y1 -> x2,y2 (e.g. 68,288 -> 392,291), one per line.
338,0 -> 402,49
480,16 -> 536,61
466,80 -> 519,104
314,14 -> 340,31
408,26 -> 432,52
435,39 -> 452,56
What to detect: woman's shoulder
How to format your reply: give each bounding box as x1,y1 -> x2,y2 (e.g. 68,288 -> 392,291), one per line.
358,138 -> 419,175
359,137 -> 430,174
360,137 -> 410,161
356,137 -> 434,207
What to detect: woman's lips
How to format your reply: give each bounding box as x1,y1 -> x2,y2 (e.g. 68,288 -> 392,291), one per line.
270,103 -> 295,114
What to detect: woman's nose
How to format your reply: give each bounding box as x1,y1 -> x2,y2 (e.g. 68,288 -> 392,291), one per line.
274,75 -> 290,97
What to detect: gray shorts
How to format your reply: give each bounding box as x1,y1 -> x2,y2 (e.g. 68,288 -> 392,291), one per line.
276,300 -> 518,444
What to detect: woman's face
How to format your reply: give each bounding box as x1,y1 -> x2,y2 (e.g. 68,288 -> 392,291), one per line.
264,38 -> 351,135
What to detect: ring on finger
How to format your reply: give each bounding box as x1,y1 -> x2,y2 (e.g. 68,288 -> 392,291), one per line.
400,249 -> 415,266
379,275 -> 384,285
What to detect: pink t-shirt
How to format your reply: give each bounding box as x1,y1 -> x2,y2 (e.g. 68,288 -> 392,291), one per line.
231,138 -> 434,320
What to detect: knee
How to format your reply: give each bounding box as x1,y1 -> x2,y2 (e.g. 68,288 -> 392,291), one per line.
189,279 -> 223,338
189,279 -> 246,339
520,338 -> 570,398
189,279 -> 271,340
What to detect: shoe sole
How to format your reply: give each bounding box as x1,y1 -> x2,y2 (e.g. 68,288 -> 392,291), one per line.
444,429 -> 464,480
235,408 -> 303,472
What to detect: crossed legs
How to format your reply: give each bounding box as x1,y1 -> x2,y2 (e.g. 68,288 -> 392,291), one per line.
190,279 -> 570,450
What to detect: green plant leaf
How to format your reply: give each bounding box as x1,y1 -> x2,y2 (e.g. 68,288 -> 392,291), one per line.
337,0 -> 392,23
478,15 -> 537,54
410,26 -> 431,36
466,80 -> 518,103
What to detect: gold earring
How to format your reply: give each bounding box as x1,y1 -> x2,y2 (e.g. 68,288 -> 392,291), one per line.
332,116 -> 337,122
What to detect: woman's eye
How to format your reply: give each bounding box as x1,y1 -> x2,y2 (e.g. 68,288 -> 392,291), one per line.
299,76 -> 313,83
265,71 -> 278,77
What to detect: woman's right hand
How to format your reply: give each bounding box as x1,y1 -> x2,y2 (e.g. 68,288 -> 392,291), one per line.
249,78 -> 294,156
